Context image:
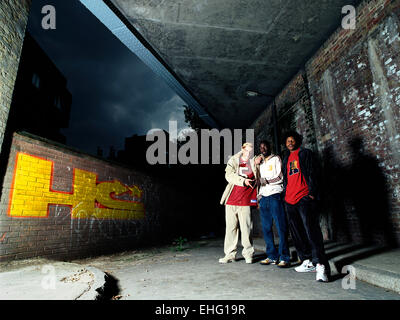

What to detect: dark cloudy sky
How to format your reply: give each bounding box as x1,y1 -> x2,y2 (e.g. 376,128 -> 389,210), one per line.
26,0 -> 189,156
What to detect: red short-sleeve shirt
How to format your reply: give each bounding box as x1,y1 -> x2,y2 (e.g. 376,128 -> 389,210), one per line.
284,149 -> 309,205
226,158 -> 258,206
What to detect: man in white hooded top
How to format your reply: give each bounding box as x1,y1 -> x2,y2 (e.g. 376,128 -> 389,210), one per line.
255,140 -> 291,267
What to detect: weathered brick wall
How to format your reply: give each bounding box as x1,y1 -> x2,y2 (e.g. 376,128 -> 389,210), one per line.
251,0 -> 400,245
252,71 -> 317,153
307,0 -> 400,245
0,0 -> 31,151
253,103 -> 274,147
0,133 -> 187,261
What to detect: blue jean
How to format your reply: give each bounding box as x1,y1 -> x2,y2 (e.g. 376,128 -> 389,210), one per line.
259,193 -> 290,262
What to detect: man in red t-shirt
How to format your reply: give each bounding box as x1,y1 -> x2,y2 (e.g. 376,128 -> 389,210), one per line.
219,143 -> 258,264
282,131 -> 330,282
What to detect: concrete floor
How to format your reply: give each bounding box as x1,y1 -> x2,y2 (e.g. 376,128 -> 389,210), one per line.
73,238 -> 400,300
0,261 -> 92,300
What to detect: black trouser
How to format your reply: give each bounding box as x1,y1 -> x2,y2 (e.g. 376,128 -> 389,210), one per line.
285,196 -> 330,274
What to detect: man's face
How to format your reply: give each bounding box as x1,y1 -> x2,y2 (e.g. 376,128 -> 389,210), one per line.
242,146 -> 253,159
260,143 -> 268,156
286,136 -> 297,151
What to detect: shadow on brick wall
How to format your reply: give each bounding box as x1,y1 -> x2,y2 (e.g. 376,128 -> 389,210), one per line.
321,137 -> 396,248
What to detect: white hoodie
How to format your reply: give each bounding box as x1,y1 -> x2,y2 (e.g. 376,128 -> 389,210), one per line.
258,155 -> 284,198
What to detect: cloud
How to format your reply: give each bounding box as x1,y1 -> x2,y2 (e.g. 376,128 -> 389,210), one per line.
27,0 -> 190,156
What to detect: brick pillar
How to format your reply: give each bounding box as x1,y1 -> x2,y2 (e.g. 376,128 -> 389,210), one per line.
0,0 -> 32,151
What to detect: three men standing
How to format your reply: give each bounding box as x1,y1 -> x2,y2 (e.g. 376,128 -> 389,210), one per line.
219,132 -> 330,283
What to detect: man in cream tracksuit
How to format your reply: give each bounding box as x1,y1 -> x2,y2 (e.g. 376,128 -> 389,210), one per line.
219,142 -> 258,264
256,140 -> 291,267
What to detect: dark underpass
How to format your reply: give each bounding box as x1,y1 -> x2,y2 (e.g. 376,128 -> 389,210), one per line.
0,0 -> 399,302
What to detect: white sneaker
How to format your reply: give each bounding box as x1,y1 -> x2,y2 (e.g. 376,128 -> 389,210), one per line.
316,264 -> 328,282
245,257 -> 253,264
294,259 -> 316,272
219,256 -> 235,264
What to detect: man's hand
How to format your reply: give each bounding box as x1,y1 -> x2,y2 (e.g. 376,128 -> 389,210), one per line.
254,155 -> 264,165
244,179 -> 255,188
309,195 -> 315,200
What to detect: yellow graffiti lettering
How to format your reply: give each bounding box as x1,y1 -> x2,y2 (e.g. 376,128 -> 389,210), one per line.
96,181 -> 143,211
8,153 -> 145,219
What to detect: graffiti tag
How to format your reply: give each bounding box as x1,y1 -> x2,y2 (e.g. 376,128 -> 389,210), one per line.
7,153 -> 145,220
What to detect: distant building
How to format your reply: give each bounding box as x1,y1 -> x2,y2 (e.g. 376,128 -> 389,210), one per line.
118,133 -> 155,169
117,130 -> 171,170
108,145 -> 116,160
8,32 -> 72,144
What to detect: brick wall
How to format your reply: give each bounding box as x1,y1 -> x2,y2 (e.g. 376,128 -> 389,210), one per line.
307,0 -> 400,245
252,71 -> 317,152
0,0 -> 31,151
0,132 -> 189,261
252,0 -> 400,245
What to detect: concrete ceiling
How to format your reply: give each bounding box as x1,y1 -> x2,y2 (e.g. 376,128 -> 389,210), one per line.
109,0 -> 361,129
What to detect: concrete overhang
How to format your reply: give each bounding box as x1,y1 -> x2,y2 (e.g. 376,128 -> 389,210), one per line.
82,0 -> 362,129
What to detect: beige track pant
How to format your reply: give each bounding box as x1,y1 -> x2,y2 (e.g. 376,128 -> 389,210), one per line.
224,205 -> 254,259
